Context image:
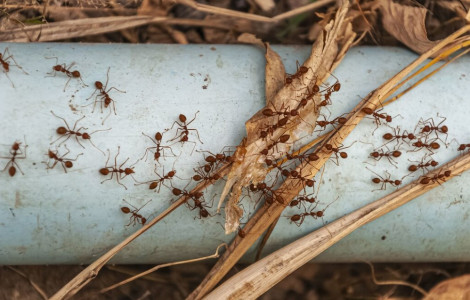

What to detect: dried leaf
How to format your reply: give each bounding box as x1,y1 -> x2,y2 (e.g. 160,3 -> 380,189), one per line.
378,0 -> 441,54
219,1 -> 354,234
254,0 -> 275,12
424,274 -> 470,300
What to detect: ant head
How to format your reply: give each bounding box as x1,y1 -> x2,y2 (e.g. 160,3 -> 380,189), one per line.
71,70 -> 80,78
179,114 -> 187,123
238,228 -> 246,238
265,158 -> 273,166
458,144 -> 466,151
258,182 -> 267,190
12,142 -> 21,151
444,170 -> 451,177
47,150 -> 55,158
371,151 -> 379,158
57,127 -> 68,135
281,169 -> 290,177
155,132 -> 162,141
290,170 -> 299,177
64,161 -> 73,168
422,125 -> 431,132
260,149 -> 269,156
249,183 -> 257,192
95,81 -> 103,89
121,207 -> 131,214
285,77 -> 293,84
203,164 -> 212,173
316,211 -> 324,217
431,161 -> 439,167
385,115 -> 392,122
306,180 -> 315,187
260,131 -> 268,138
141,218 -> 147,225
394,180 -> 402,186
193,191 -> 204,199
125,168 -> 135,175
441,125 -> 448,133
408,133 -> 416,139
99,168 -> 109,175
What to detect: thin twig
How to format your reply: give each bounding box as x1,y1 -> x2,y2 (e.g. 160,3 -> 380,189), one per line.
6,266 -> 48,300
99,243 -> 227,294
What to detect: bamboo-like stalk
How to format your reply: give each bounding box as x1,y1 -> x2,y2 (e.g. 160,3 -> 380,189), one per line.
186,25 -> 470,300
204,152 -> 470,299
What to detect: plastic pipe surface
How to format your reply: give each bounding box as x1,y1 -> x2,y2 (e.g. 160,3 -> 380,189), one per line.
0,43 -> 469,264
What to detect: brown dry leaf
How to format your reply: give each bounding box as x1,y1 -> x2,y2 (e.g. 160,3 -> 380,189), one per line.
424,274 -> 470,300
237,34 -> 285,104
378,0 -> 441,54
254,0 -> 275,12
219,1 -> 354,234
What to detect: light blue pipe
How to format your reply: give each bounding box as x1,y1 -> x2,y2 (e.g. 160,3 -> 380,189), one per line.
0,43 -> 469,264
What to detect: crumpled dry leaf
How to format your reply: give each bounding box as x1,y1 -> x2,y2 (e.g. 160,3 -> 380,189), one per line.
254,0 -> 275,12
378,0 -> 441,54
424,274 -> 470,300
219,1 -> 355,234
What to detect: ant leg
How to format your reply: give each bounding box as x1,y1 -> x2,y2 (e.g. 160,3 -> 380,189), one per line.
56,134 -> 73,147
63,77 -> 72,92
102,107 -> 112,125
5,53 -> 29,75
12,161 -> 25,175
104,149 -> 111,167
87,139 -> 105,156
101,172 -> 115,184
115,175 -> 128,190
107,87 -> 126,94
2,70 -> 15,88
187,128 -> 203,144
186,111 -> 200,126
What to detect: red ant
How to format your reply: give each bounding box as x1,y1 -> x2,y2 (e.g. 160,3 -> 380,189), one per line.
120,199 -> 151,226
417,115 -> 448,142
141,131 -> 176,162
260,134 -> 290,156
404,156 -> 439,177
1,48 -> 28,87
320,76 -> 341,108
1,140 -> 27,177
197,149 -> 234,172
46,57 -> 87,91
50,111 -> 109,155
419,170 -> 451,185
136,166 -> 177,192
324,143 -> 352,165
458,143 -> 470,154
369,147 -> 402,167
99,147 -> 137,190
87,67 -> 125,125
172,187 -> 210,218
367,167 -> 401,191
362,107 -> 393,133
382,127 -> 416,147
285,151 -> 320,165
167,112 -> 203,150
285,61 -> 311,85
252,182 -> 285,206
315,114 -> 348,132
289,193 -> 316,209
192,167 -> 221,183
410,139 -> 440,152
43,146 -> 83,173
288,201 -> 333,226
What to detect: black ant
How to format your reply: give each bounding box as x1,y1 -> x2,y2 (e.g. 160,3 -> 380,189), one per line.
1,140 -> 27,177
46,57 -> 86,91
43,146 -> 83,173
1,48 -> 28,87
141,131 -> 176,162
87,68 -> 125,125
121,199 -> 151,226
50,111 -> 109,155
99,147 -> 137,190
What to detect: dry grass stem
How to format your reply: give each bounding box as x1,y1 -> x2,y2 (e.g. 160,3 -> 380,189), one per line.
204,152 -> 470,299
187,24 -> 470,300
99,243 -> 227,294
6,266 -> 48,300
49,163 -> 232,300
366,262 -> 429,296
